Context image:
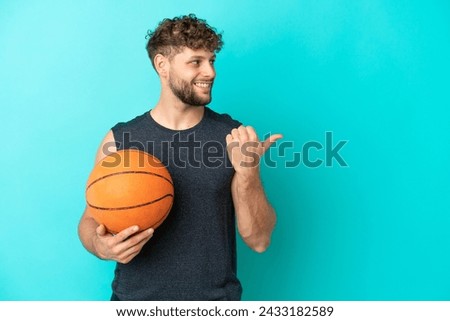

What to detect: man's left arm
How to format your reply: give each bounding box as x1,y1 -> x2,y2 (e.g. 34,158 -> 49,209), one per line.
226,125 -> 282,253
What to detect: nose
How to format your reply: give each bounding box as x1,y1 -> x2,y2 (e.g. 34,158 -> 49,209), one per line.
201,62 -> 216,79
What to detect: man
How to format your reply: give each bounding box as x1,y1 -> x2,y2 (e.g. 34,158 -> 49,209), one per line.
78,14 -> 282,300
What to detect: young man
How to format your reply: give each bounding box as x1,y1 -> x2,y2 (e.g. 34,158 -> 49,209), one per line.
78,14 -> 282,300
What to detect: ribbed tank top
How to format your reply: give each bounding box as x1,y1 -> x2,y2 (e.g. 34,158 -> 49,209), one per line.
110,107 -> 242,300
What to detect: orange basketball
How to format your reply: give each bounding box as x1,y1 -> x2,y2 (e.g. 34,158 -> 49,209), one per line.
85,149 -> 174,234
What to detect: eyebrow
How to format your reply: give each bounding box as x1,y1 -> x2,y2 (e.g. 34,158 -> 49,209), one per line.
189,55 -> 216,60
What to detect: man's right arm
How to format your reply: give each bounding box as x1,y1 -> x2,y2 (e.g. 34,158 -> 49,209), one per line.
77,130 -> 154,264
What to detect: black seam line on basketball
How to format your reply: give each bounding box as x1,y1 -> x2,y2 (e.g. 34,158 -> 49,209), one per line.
87,194 -> 174,211
86,171 -> 173,190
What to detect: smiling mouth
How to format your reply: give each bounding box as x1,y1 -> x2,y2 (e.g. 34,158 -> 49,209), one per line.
194,81 -> 213,89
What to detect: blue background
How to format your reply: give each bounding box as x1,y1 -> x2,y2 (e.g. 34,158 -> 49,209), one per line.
1,0 -> 449,300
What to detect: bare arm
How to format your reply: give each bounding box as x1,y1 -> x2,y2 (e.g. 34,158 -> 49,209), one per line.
231,172 -> 276,252
226,126 -> 282,253
78,131 -> 154,263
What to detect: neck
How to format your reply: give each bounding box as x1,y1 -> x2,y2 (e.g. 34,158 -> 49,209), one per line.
151,92 -> 205,130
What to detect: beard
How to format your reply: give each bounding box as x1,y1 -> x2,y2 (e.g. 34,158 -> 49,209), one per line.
168,74 -> 213,107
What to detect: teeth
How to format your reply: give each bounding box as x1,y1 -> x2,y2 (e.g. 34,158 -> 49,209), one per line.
194,82 -> 211,88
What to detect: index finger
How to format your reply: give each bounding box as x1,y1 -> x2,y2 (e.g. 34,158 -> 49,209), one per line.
114,225 -> 140,243
262,134 -> 283,151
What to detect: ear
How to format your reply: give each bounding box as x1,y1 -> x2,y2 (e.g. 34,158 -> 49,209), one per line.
154,54 -> 169,78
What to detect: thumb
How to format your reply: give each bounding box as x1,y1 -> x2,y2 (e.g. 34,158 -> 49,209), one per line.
96,224 -> 107,236
262,134 -> 283,152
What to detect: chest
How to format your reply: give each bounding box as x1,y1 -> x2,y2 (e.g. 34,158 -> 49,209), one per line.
147,132 -> 235,195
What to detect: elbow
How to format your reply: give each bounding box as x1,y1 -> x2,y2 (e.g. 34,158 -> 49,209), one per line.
239,227 -> 272,253
251,240 -> 270,253
246,236 -> 271,253
238,216 -> 276,253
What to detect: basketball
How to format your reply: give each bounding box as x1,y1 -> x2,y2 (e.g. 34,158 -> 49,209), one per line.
85,149 -> 174,234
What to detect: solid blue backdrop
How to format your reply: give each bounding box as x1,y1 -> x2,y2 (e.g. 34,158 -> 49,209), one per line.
0,0 -> 449,300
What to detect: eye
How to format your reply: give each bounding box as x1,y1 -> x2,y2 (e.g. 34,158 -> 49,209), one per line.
210,59 -> 215,65
190,60 -> 200,65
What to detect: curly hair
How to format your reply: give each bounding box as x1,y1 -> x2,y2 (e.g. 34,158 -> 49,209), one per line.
145,14 -> 223,70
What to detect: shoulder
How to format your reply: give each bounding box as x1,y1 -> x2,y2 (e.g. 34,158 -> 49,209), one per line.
94,130 -> 116,163
112,111 -> 150,132
204,107 -> 242,130
110,110 -> 154,151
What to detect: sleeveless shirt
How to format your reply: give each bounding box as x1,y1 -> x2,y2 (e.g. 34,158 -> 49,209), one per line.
110,107 -> 243,300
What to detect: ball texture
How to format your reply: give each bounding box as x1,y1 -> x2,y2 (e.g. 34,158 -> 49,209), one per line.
85,149 -> 174,234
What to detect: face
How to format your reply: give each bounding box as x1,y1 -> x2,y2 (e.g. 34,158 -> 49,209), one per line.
167,47 -> 216,107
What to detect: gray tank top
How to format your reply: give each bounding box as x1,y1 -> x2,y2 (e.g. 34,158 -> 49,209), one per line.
111,107 -> 242,300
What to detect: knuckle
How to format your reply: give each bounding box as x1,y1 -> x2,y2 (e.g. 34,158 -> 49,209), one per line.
133,247 -> 142,256
122,231 -> 133,240
129,244 -> 139,253
106,239 -> 115,248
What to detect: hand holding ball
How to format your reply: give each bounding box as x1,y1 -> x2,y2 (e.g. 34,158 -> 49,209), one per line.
85,149 -> 174,234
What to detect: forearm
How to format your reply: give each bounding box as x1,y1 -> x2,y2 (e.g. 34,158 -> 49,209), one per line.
232,173 -> 276,253
78,208 -> 101,257
226,125 -> 282,252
